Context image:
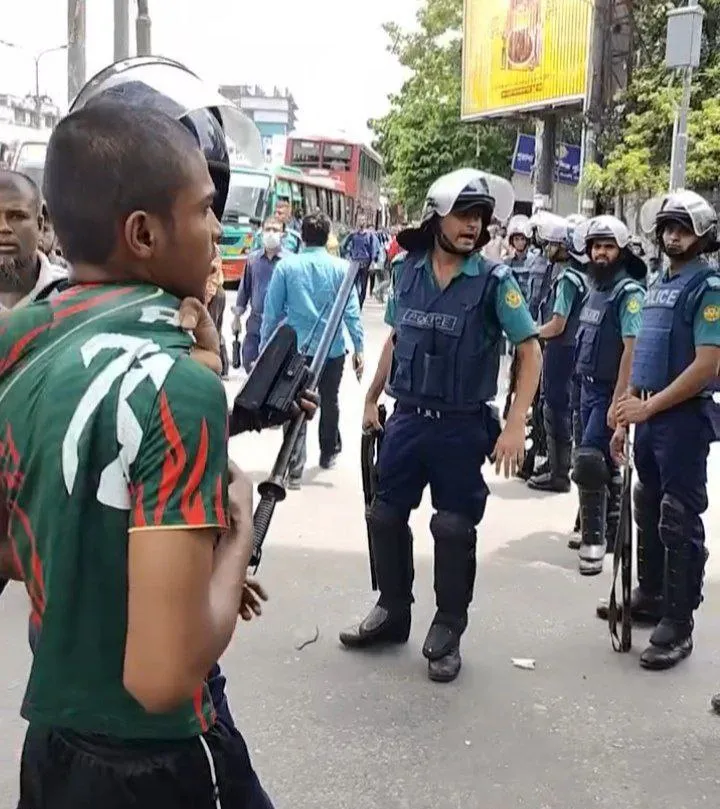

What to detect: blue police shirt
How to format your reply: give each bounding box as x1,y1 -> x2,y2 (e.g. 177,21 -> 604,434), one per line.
343,229 -> 380,264
260,246 -> 364,359
385,252 -> 538,346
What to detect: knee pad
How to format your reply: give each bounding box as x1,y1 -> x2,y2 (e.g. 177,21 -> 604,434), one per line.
430,511 -> 475,547
368,499 -> 409,533
633,482 -> 660,523
659,494 -> 687,551
571,447 -> 609,488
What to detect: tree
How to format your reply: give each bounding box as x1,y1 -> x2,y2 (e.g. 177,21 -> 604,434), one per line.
370,0 -> 514,216
585,0 -> 720,200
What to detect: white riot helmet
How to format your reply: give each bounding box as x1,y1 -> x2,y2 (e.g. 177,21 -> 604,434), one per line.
507,214 -> 532,240
582,215 -> 646,280
529,211 -> 571,247
397,168 -> 515,253
640,190 -> 719,254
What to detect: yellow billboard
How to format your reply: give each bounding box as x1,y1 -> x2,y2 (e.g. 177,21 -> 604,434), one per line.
462,0 -> 593,120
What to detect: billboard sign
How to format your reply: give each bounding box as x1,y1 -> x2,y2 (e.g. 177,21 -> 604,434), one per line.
462,0 -> 593,120
511,133 -> 581,185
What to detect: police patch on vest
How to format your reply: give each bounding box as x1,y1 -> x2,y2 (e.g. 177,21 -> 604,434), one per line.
401,308 -> 459,333
703,304 -> 720,322
646,288 -> 681,307
626,296 -> 641,314
505,289 -> 522,309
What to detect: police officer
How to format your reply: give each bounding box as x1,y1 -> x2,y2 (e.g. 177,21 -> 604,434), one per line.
569,216 -> 646,575
610,190 -> 720,671
339,169 -> 542,682
528,214 -> 588,493
505,214 -> 535,300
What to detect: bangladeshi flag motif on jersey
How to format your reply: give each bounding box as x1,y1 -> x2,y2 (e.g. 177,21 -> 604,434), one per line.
0,283 -> 230,739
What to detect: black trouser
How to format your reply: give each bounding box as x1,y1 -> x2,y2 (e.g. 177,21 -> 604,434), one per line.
355,262 -> 371,310
287,354 -> 344,477
19,723 -> 274,809
207,287 -> 229,376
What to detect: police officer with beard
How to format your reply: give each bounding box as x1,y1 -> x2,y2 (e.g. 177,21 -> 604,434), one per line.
527,214 -> 588,493
607,191 -> 720,671
569,216 -> 646,575
339,169 -> 542,683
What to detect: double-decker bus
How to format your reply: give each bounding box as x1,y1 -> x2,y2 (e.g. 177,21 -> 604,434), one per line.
284,133 -> 383,228
219,165 -> 351,286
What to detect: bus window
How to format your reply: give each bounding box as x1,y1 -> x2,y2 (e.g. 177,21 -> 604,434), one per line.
339,195 -> 346,225
331,192 -> 341,224
322,142 -> 352,171
318,188 -> 329,216
291,140 -> 320,168
303,184 -> 318,212
291,182 -> 303,207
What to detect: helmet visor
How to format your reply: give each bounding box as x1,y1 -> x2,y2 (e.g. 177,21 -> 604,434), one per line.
71,57 -> 264,168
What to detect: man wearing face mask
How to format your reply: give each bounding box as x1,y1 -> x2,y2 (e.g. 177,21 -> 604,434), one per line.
339,169 -> 542,683
569,216 -> 646,575
234,214 -> 285,372
608,191 -> 720,674
527,214 -> 588,494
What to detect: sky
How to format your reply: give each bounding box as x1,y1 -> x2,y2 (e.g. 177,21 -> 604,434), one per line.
0,0 -> 419,143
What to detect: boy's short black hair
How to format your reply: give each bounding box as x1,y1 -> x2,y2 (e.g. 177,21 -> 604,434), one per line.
43,103 -> 201,264
301,210 -> 331,247
0,170 -> 42,214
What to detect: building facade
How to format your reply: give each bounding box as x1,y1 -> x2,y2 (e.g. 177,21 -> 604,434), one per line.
218,85 -> 297,162
0,93 -> 61,141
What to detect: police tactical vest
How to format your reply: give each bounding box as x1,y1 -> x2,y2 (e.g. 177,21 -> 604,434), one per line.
526,253 -> 550,319
388,253 -> 507,411
540,263 -> 588,346
509,252 -> 532,301
630,262 -> 720,393
575,274 -> 643,383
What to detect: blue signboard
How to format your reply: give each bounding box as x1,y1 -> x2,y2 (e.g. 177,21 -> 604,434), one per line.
511,133 -> 581,186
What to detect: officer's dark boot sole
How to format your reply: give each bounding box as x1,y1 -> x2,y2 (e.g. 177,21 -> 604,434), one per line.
527,478 -> 571,494
578,558 -> 604,576
639,637 -> 693,671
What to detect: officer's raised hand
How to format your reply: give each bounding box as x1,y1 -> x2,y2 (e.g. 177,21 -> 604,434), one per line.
492,417 -> 526,478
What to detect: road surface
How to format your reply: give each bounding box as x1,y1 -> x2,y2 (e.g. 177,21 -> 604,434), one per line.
2,298 -> 720,808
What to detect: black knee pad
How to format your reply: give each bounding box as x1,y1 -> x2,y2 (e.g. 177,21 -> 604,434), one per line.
571,447 -> 609,488
368,499 -> 408,534
659,494 -> 687,551
430,511 -> 475,547
633,482 -> 660,525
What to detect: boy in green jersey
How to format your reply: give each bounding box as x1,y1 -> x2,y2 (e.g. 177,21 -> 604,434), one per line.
0,104 -> 273,807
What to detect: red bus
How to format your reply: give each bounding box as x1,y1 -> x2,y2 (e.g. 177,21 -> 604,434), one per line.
285,133 -> 384,227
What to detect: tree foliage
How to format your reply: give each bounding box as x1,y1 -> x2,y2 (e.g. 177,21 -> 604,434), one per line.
587,0 -> 720,198
370,0 -> 514,216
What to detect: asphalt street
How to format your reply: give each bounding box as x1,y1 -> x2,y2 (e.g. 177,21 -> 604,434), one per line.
1,297 -> 720,808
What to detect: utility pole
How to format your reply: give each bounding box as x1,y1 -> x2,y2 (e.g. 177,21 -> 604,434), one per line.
533,115 -> 557,212
666,0 -> 704,191
136,0 -> 152,56
114,0 -> 130,61
67,0 -> 86,105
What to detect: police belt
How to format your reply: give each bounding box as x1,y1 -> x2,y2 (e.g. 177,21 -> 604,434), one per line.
637,390 -> 712,402
396,404 -> 485,420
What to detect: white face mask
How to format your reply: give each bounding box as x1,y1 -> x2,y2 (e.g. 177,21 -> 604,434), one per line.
263,231 -> 282,251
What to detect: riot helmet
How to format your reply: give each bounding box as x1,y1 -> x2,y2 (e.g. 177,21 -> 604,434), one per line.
582,215 -> 646,280
507,214 -> 532,240
640,190 -> 719,257
69,56 -> 264,220
397,168 -> 514,254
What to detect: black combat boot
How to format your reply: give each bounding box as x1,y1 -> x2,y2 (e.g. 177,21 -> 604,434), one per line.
577,485 -> 608,576
528,406 -> 571,493
340,503 -> 414,648
604,472 -> 623,556
568,506 -> 582,549
597,483 -> 664,623
423,512 -> 476,682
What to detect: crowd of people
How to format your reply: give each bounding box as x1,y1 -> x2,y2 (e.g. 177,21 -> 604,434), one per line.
0,54 -> 719,809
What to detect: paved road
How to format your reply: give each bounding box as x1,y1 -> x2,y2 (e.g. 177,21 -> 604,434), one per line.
2,298 -> 720,808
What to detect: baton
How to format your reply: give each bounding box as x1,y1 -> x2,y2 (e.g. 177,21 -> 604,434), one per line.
608,432 -> 633,653
249,261 -> 360,569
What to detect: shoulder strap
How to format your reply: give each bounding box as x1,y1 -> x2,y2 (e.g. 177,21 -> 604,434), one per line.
608,276 -> 643,304
34,277 -> 69,302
